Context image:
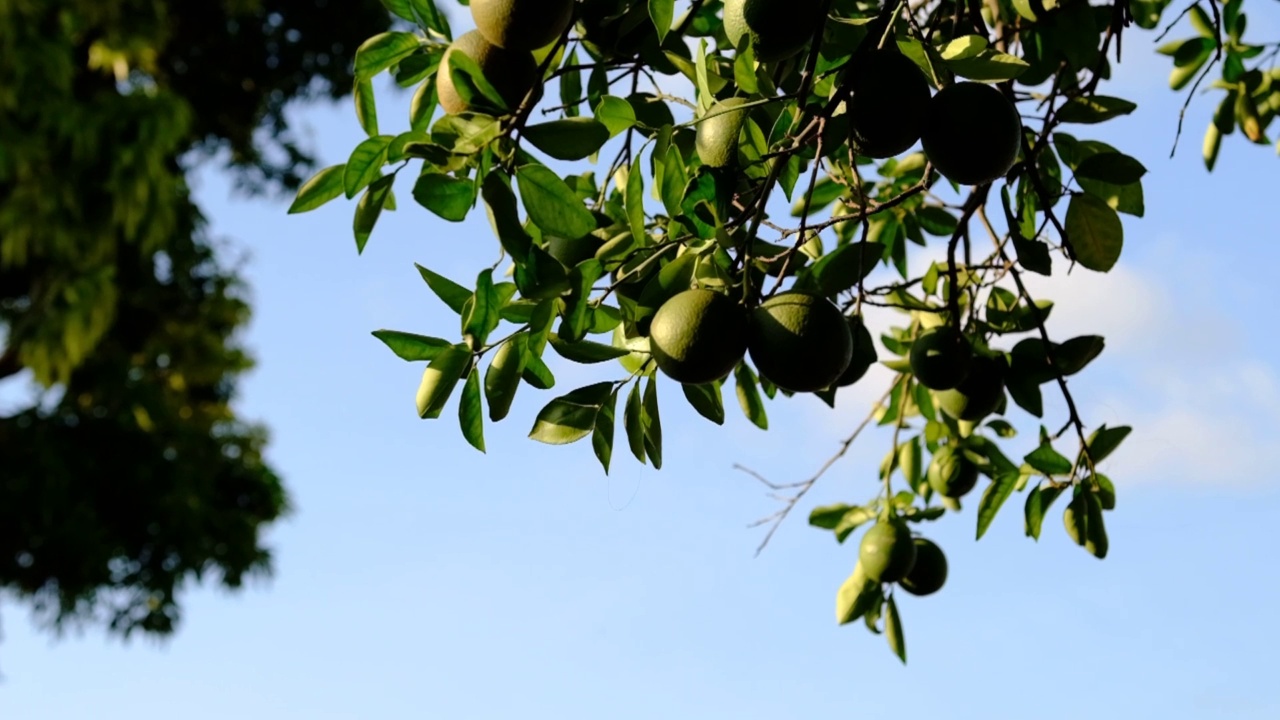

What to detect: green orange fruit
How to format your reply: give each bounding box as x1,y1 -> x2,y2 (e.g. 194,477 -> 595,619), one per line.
847,49 -> 932,158
899,538 -> 948,596
724,0 -> 824,62
859,520 -> 917,584
836,314 -> 878,387
437,30 -> 539,115
470,0 -> 575,51
935,353 -> 1006,421
908,326 -> 973,390
747,292 -> 853,392
927,443 -> 979,499
648,289 -> 749,384
696,97 -> 751,168
921,81 -> 1023,185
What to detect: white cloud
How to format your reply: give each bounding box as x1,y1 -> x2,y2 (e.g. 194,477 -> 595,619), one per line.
779,238 -> 1280,489
1095,358 -> 1280,487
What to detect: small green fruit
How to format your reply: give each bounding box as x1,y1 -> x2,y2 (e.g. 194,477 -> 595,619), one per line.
437,30 -> 539,115
748,292 -> 853,393
909,326 -> 974,390
649,289 -> 749,384
470,0 -> 575,51
921,81 -> 1023,186
859,520 -> 917,584
847,49 -> 932,158
927,443 -> 979,499
836,314 -> 878,387
696,97 -> 751,168
724,0 -> 824,62
935,354 -> 1006,421
899,538 -> 948,596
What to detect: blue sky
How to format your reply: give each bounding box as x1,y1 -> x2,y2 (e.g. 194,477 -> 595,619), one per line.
3,7 -> 1279,719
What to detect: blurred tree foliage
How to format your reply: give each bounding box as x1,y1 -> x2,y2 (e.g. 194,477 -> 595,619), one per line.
0,0 -> 390,638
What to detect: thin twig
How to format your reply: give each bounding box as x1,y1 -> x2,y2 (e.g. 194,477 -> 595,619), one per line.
743,386 -> 894,556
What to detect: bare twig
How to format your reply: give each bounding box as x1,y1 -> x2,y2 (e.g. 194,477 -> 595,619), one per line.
742,386 -> 894,556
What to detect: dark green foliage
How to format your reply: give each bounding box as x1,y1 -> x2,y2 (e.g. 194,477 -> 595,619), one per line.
0,0 -> 390,639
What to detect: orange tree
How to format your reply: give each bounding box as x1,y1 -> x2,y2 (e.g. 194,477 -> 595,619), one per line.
293,0 -> 1279,662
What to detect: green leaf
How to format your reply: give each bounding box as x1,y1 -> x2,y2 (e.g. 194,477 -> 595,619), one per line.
462,269 -> 501,348
1065,193 -> 1123,272
885,595 -> 906,664
984,420 -> 1016,439
372,330 -> 452,361
975,471 -> 1019,540
799,242 -> 883,297
516,164 -> 597,239
1190,4 -> 1215,37
1203,121 -> 1223,171
734,363 -> 768,430
1055,335 -> 1105,375
916,206 -> 959,236
355,77 -> 379,136
409,0 -> 452,38
939,35 -> 989,61
481,171 -> 532,262
1064,490 -> 1108,558
410,77 -> 437,131
415,264 -> 472,314
626,154 -> 646,242
660,145 -> 687,217
1081,425 -> 1131,465
413,173 -> 474,222
522,118 -> 611,160
457,367 -> 486,452
353,175 -> 393,253
484,335 -> 527,422
809,503 -> 856,530
379,0 -> 416,21
624,381 -> 647,464
528,382 -> 614,445
1056,96 -> 1137,124
1025,441 -> 1073,476
432,113 -> 502,155
1170,37 -> 1214,90
1024,483 -> 1065,540
733,43 -> 759,94
682,381 -> 725,425
947,49 -> 1030,81
416,345 -> 471,419
833,507 -> 877,543
836,563 -> 881,625
559,260 -> 604,343
642,376 -> 663,469
289,164 -> 347,214
548,335 -> 631,363
1073,152 -> 1147,185
1094,473 -> 1117,510
521,348 -> 556,389
355,32 -> 422,80
394,48 -> 437,88
559,49 -> 582,117
694,39 -> 713,113
595,95 -> 637,137
649,0 -> 674,44
445,48 -> 510,113
344,136 -> 394,199
592,389 -> 618,473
